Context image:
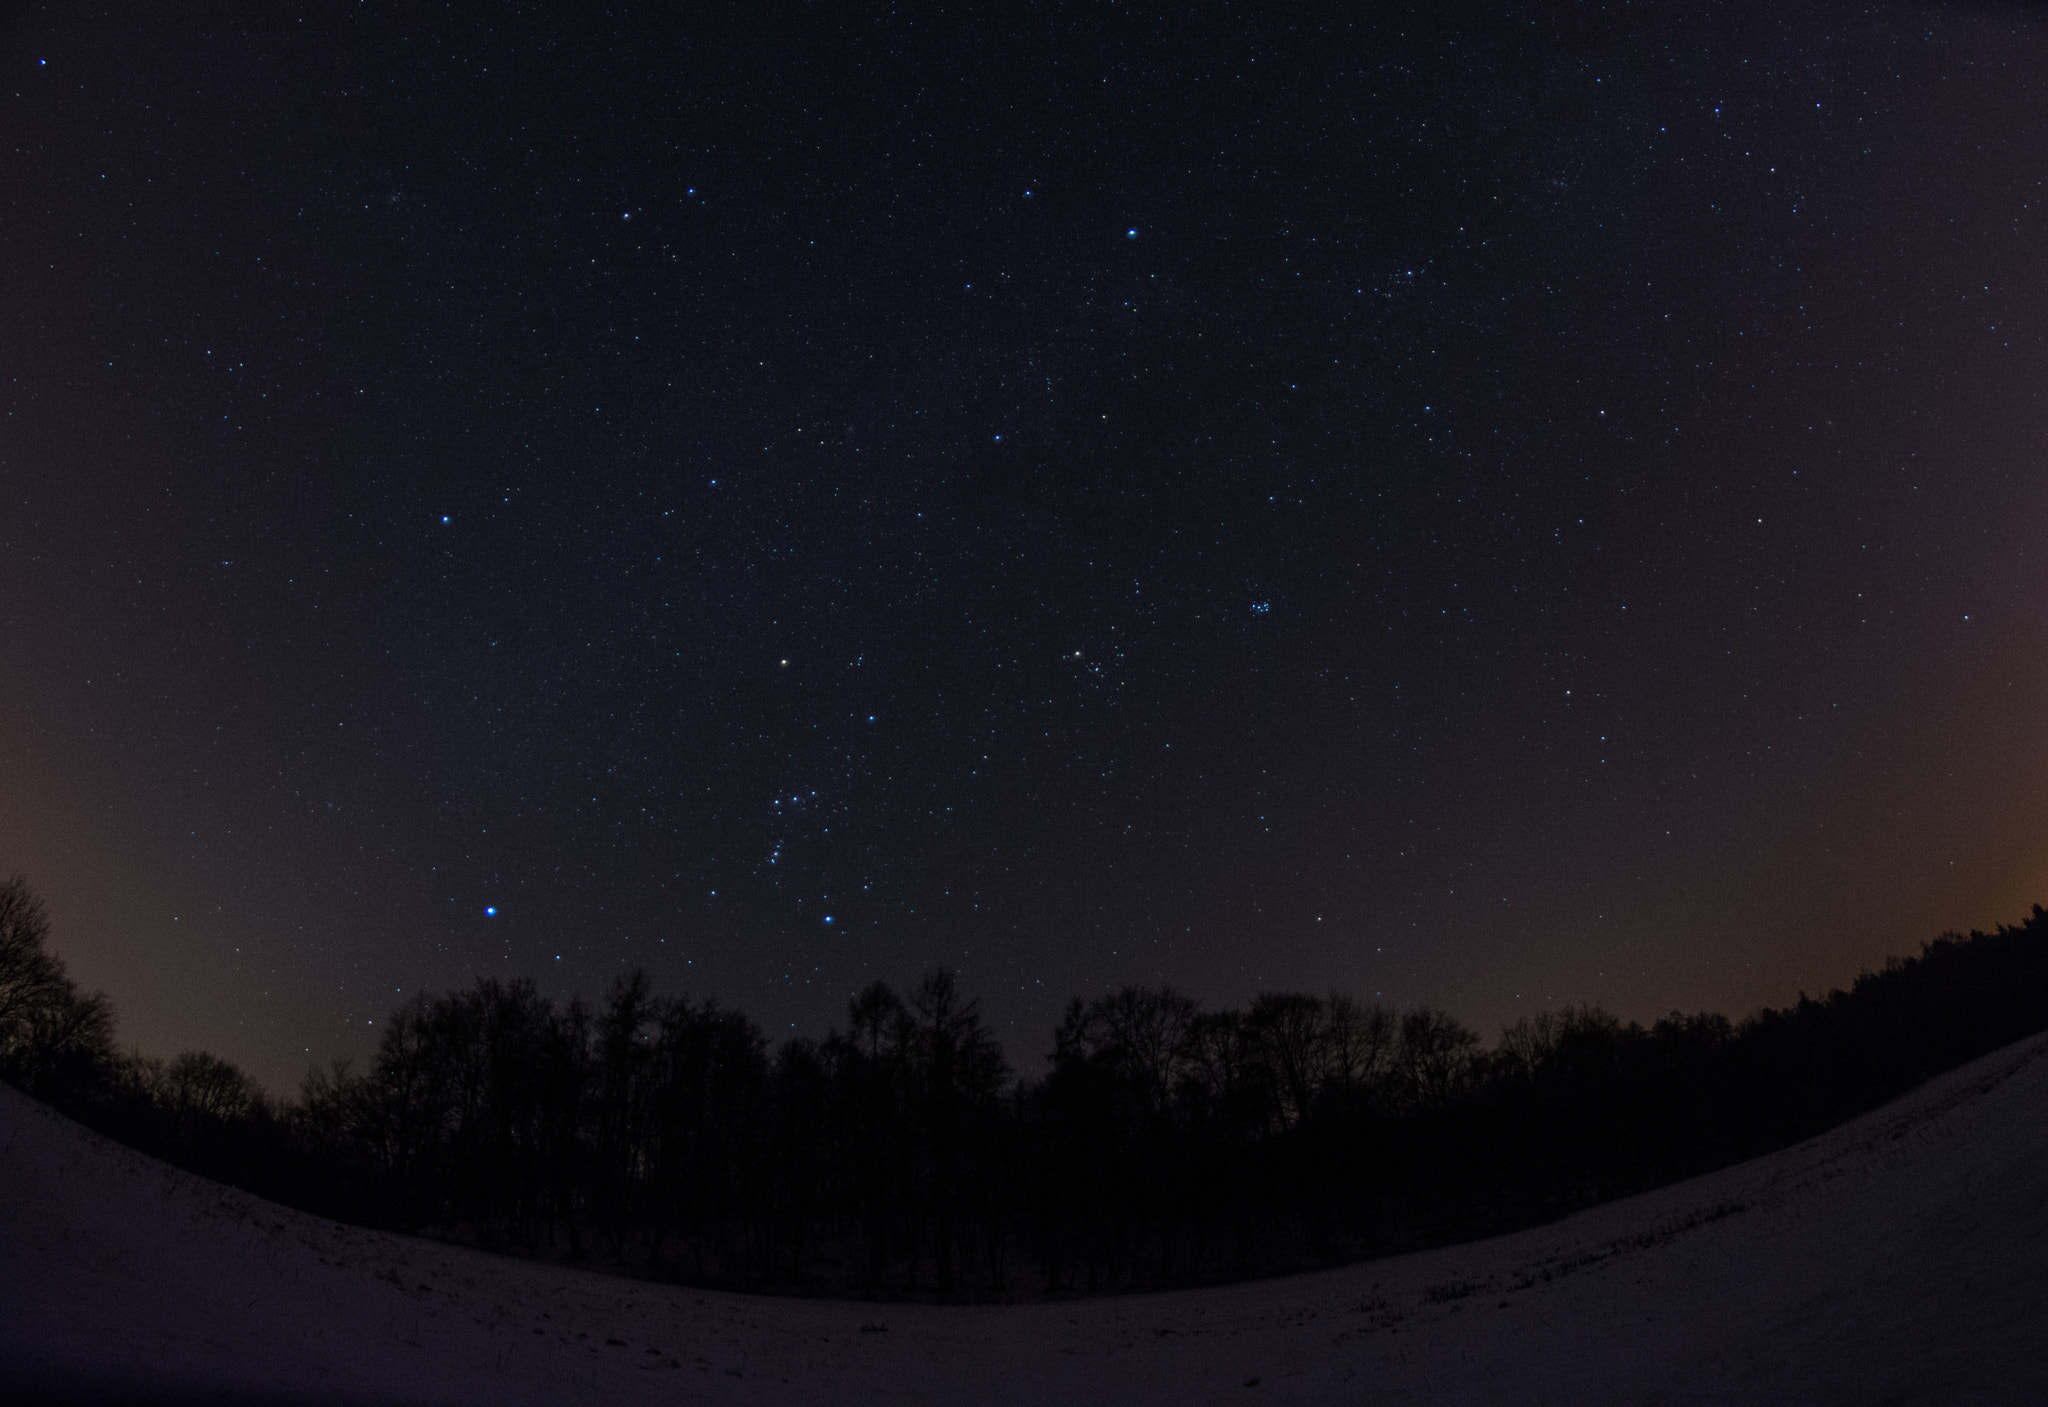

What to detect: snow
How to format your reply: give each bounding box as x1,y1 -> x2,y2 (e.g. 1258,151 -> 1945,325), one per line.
6,1032 -> 2048,1405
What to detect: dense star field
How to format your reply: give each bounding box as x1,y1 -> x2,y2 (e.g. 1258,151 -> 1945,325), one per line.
3,2 -> 2046,1091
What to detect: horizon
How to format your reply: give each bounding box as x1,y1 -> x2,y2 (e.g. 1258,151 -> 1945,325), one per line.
26,879 -> 2043,1099
12,864 -> 2045,1314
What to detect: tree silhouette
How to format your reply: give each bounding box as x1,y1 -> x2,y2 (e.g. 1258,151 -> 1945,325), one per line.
1395,1007 -> 1479,1111
0,874 -> 117,1103
6,868 -> 2048,1302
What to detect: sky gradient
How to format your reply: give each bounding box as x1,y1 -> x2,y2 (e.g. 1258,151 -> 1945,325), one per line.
5,1 -> 2047,1091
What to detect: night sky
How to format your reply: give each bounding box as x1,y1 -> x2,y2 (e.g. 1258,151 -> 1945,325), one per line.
5,3 -> 2046,1093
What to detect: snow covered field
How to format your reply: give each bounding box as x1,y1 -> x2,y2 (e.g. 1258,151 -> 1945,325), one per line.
6,1031 -> 2047,1405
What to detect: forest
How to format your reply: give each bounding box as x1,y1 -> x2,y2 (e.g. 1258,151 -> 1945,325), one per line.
5,873 -> 2046,1299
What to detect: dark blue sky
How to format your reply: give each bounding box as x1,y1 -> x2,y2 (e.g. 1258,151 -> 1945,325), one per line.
5,1 -> 2045,1089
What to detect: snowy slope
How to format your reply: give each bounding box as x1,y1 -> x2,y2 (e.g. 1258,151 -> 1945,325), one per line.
5,1032 -> 2047,1406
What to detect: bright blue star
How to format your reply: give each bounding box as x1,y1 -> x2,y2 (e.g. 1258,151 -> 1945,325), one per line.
1126,228 -> 1138,239
485,906 -> 496,916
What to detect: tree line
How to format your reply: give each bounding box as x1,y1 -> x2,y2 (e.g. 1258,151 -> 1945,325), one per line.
5,872 -> 2047,1298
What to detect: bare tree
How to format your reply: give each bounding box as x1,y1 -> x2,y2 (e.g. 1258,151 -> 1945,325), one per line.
162,1049 -> 258,1120
0,875 -> 117,1097
1063,985 -> 1200,1121
1322,994 -> 1397,1107
1182,1007 -> 1269,1137
1494,1010 -> 1563,1082
905,970 -> 1007,1290
1396,1007 -> 1480,1111
0,875 -> 68,1041
1248,993 -> 1328,1127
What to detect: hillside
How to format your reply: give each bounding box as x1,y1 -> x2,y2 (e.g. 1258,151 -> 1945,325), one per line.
6,1030 -> 2046,1404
